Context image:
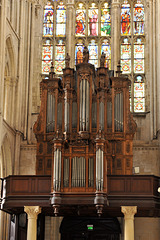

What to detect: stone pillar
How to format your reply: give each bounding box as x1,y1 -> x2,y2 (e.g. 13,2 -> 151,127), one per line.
24,206 -> 41,240
111,0 -> 120,72
121,206 -> 137,240
66,0 -> 75,68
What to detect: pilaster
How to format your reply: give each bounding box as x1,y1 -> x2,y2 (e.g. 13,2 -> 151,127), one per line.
121,206 -> 137,240
24,206 -> 41,240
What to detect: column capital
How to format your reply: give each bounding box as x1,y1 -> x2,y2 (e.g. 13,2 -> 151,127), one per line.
121,206 -> 137,220
24,206 -> 41,220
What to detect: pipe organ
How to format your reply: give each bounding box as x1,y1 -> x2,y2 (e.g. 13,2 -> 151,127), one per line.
34,48 -> 137,216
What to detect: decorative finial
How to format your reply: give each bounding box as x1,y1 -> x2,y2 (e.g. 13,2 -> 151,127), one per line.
116,60 -> 122,77
100,52 -> 106,67
65,53 -> 70,68
83,46 -> 89,63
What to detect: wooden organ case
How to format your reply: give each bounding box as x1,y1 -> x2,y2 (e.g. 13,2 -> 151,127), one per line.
34,49 -> 137,216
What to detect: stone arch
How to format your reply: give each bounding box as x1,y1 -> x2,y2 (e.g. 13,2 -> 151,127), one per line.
3,36 -> 17,124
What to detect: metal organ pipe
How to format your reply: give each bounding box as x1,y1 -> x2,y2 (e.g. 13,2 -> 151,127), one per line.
96,148 -> 104,191
114,92 -> 123,132
80,80 -> 90,131
53,149 -> 62,191
71,157 -> 86,187
47,93 -> 55,132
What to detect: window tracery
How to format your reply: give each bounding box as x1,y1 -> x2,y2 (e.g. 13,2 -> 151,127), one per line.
41,0 -> 146,112
120,0 -> 145,112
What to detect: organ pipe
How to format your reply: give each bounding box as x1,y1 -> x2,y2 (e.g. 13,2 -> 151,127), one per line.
47,93 -> 55,132
96,148 -> 104,191
71,157 -> 86,187
53,148 -> 62,191
114,92 -> 123,132
80,80 -> 90,131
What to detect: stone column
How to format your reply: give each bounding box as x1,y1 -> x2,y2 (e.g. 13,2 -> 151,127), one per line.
24,206 -> 41,240
121,206 -> 137,240
111,0 -> 120,72
66,0 -> 75,68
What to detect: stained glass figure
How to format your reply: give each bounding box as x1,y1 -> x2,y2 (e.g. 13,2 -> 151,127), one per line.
55,40 -> 65,74
75,41 -> 84,65
121,0 -> 131,35
121,38 -> 131,74
56,2 -> 66,37
75,3 -> 86,36
134,38 -> 144,73
134,76 -> 145,112
88,3 -> 98,36
101,39 -> 111,69
101,2 -> 111,36
134,0 -> 144,35
43,2 -> 54,37
42,40 -> 53,74
88,40 -> 98,67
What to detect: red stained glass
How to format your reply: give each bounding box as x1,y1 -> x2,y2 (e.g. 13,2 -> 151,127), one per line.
121,0 -> 131,35
75,4 -> 86,36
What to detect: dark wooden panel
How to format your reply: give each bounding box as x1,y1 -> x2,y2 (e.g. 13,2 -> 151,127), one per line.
12,179 -> 30,193
108,178 -> 125,193
132,178 -> 152,194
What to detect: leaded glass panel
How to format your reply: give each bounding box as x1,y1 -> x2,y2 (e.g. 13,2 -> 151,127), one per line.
75,3 -> 86,36
55,40 -> 65,74
42,40 -> 53,74
101,2 -> 111,36
121,0 -> 131,35
88,3 -> 98,36
43,2 -> 54,37
56,2 -> 66,37
134,0 -> 144,35
88,40 -> 98,67
75,40 -> 84,65
134,76 -> 145,112
101,39 -> 111,69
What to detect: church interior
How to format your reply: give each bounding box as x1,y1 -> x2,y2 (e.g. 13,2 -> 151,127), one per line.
0,0 -> 160,239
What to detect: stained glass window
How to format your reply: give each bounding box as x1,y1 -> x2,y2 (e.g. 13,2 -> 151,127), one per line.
56,2 -> 66,37
121,38 -> 131,74
101,2 -> 111,36
43,1 -> 54,37
134,76 -> 145,112
55,40 -> 65,74
101,39 -> 111,69
88,40 -> 98,67
75,40 -> 84,65
121,0 -> 131,35
134,38 -> 144,73
88,3 -> 98,36
42,40 -> 53,74
134,0 -> 144,35
75,3 -> 86,36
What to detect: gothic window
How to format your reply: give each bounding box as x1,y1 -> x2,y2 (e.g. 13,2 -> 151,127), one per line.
56,2 -> 66,37
121,38 -> 131,74
42,40 -> 53,74
43,2 -> 54,37
42,1 -> 66,75
55,40 -> 65,74
88,40 -> 98,67
88,3 -> 98,36
101,2 -> 111,36
75,40 -> 84,65
134,75 -> 145,112
75,1 -> 111,69
120,0 -> 145,112
75,3 -> 86,36
101,39 -> 111,69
